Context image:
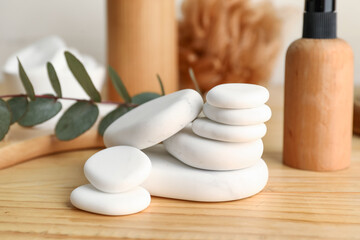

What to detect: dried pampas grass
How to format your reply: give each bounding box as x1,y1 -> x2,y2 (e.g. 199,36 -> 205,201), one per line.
179,0 -> 282,92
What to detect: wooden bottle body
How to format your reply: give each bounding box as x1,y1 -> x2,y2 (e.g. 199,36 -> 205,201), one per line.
107,0 -> 178,100
283,38 -> 353,171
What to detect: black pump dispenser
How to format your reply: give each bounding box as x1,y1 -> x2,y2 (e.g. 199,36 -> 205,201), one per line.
303,0 -> 337,39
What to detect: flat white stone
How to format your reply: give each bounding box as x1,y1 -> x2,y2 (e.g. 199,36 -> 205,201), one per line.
203,103 -> 272,125
104,89 -> 203,149
163,125 -> 263,170
206,83 -> 269,109
84,146 -> 151,193
70,185 -> 151,215
192,118 -> 267,142
142,145 -> 268,202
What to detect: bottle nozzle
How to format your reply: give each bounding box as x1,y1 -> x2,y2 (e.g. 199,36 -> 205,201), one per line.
303,0 -> 337,38
305,0 -> 335,13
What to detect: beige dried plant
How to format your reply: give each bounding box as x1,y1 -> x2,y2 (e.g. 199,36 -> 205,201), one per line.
179,0 -> 282,93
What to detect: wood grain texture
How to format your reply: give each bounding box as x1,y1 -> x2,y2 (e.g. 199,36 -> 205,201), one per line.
284,39 -> 354,171
107,0 -> 178,101
0,87 -> 360,240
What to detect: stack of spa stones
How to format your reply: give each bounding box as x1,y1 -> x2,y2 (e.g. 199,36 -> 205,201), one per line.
164,83 -> 271,171
70,146 -> 152,216
70,84 -> 272,216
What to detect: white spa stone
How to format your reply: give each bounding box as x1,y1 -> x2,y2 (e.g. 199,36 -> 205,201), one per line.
70,185 -> 151,215
203,103 -> 272,125
163,125 -> 263,170
192,118 -> 267,142
84,146 -> 151,193
142,145 -> 268,202
104,89 -> 203,149
206,83 -> 269,109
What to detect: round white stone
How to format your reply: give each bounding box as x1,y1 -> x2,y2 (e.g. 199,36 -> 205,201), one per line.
84,146 -> 151,193
142,145 -> 268,202
206,83 -> 269,109
70,185 -> 151,215
104,89 -> 203,149
163,125 -> 263,170
192,118 -> 267,142
203,103 -> 272,125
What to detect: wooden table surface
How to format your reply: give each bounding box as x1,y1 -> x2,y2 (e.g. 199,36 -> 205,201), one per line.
0,87 -> 359,240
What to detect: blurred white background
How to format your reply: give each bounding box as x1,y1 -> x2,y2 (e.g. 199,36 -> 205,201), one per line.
0,0 -> 359,85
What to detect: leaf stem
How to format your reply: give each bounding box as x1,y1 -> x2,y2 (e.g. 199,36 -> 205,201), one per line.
0,94 -> 137,107
188,68 -> 203,96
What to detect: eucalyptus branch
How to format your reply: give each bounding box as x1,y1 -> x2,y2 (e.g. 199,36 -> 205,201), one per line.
0,51 -> 165,141
0,94 -> 137,108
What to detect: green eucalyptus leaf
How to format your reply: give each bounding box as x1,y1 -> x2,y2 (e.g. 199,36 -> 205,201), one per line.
108,66 -> 132,103
17,58 -> 35,101
98,106 -> 128,136
131,92 -> 161,105
0,99 -> 11,141
47,62 -> 62,98
18,96 -> 62,127
157,74 -> 165,96
64,51 -> 101,102
7,97 -> 28,124
56,101 -> 99,141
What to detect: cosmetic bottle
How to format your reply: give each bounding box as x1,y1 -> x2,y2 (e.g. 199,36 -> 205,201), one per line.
283,0 -> 353,171
107,0 -> 178,101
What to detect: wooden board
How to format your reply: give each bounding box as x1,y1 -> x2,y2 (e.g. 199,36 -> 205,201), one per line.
0,86 -> 360,239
